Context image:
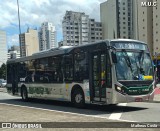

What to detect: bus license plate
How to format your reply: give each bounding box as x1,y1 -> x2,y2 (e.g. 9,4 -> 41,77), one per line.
135,98 -> 142,102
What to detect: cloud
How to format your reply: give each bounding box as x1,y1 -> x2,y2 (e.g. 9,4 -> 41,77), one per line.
7,34 -> 19,48
1,0 -> 107,46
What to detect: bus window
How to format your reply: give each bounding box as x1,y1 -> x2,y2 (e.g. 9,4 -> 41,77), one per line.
63,54 -> 73,82
74,52 -> 88,81
48,56 -> 63,83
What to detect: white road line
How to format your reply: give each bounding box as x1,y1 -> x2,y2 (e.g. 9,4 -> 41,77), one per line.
0,103 -> 136,122
109,103 -> 127,120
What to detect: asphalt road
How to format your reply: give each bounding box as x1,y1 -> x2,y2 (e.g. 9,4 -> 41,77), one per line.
0,87 -> 160,130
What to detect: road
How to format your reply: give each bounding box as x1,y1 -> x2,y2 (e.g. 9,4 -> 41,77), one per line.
0,87 -> 160,130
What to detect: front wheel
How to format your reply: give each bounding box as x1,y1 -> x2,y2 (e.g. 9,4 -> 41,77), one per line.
72,88 -> 85,108
21,87 -> 29,102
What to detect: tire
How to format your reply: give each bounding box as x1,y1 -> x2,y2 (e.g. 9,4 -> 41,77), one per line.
21,87 -> 29,102
72,88 -> 85,108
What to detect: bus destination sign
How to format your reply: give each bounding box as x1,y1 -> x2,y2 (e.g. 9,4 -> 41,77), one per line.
112,42 -> 147,50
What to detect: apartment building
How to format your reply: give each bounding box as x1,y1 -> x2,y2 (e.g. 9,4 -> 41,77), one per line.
0,30 -> 7,66
7,45 -> 20,59
133,0 -> 153,55
153,0 -> 160,55
100,0 -> 154,55
100,0 -> 134,39
62,11 -> 102,46
39,22 -> 57,51
19,29 -> 39,57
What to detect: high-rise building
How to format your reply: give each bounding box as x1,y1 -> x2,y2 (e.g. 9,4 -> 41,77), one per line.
39,22 -> 57,51
100,0 -> 118,39
133,0 -> 153,55
62,11 -> 102,46
100,0 -> 134,39
0,30 -> 7,66
100,0 -> 154,55
153,0 -> 160,55
20,29 -> 39,57
8,45 -> 20,59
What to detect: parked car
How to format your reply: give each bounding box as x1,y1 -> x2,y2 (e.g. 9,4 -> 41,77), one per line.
0,79 -> 6,88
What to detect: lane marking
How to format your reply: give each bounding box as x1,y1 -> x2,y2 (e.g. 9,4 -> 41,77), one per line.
0,103 -> 136,122
109,103 -> 127,120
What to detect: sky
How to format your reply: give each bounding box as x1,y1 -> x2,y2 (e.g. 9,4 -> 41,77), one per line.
0,0 -> 107,48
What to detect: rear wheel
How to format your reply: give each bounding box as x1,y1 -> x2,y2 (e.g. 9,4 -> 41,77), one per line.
72,88 -> 85,108
21,87 -> 29,102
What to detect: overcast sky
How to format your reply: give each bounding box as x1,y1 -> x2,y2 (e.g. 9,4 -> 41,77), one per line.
0,0 -> 107,48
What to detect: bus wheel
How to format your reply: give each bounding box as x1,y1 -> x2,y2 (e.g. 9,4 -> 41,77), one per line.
72,88 -> 85,108
21,87 -> 28,102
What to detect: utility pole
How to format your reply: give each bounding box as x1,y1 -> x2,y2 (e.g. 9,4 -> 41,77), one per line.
17,0 -> 22,57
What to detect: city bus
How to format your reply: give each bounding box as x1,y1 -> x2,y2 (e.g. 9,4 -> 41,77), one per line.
6,39 -> 156,107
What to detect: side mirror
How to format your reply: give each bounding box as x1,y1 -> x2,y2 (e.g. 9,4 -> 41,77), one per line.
111,52 -> 117,63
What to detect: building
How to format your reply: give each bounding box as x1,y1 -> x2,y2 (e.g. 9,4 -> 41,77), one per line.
100,0 -> 135,39
20,29 -> 39,57
100,0 -> 154,55
153,0 -> 160,55
62,11 -> 102,46
58,41 -> 63,47
8,45 -> 20,59
0,30 -> 7,66
39,22 -> 57,51
100,0 -> 118,39
133,0 -> 153,55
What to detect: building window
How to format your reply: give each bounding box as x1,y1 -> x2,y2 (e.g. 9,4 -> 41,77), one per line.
143,27 -> 145,29
156,39 -> 158,42
143,12 -> 144,14
156,23 -> 158,26
156,31 -> 158,34
143,34 -> 145,37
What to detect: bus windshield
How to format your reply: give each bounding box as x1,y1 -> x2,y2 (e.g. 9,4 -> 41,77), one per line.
115,50 -> 154,81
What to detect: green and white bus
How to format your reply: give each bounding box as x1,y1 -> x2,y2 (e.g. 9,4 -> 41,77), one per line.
6,39 -> 156,107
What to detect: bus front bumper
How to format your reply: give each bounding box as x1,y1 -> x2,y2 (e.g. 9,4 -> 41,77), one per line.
114,90 -> 154,103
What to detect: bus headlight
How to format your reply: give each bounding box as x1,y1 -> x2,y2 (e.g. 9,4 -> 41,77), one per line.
115,85 -> 126,95
116,86 -> 122,91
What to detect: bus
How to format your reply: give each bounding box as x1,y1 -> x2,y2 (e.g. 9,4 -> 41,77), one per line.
6,39 -> 156,107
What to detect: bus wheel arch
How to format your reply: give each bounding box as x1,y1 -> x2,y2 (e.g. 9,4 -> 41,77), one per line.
71,85 -> 85,108
21,85 -> 29,102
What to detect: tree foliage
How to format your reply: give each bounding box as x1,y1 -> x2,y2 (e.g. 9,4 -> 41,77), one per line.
0,63 -> 6,79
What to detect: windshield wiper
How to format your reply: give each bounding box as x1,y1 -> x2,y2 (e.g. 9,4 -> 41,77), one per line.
138,50 -> 145,75
122,49 -> 133,72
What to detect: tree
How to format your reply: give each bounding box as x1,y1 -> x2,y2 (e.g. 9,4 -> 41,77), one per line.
0,63 -> 6,79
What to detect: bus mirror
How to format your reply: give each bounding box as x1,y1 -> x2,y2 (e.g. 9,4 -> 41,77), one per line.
111,52 -> 117,63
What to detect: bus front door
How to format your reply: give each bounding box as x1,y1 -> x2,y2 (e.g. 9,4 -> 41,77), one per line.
90,52 -> 106,102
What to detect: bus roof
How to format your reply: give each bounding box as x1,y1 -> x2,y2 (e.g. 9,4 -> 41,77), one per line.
110,39 -> 146,44
7,39 -> 147,64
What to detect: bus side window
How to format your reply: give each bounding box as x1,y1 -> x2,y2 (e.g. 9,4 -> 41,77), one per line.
63,54 -> 73,82
74,52 -> 88,81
